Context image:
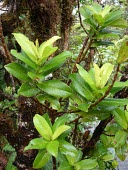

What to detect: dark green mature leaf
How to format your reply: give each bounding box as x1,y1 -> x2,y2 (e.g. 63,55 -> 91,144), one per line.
69,73 -> 94,101
33,149 -> 51,169
11,50 -> 37,69
37,94 -> 60,110
110,19 -> 128,28
24,138 -> 48,150
104,10 -> 122,26
75,159 -> 98,170
18,83 -> 40,97
33,114 -> 53,140
114,130 -> 128,148
38,80 -> 72,99
99,98 -> 128,107
58,162 -> 74,170
39,51 -> 71,76
46,140 -> 59,157
92,41 -> 114,47
76,64 -> 97,90
112,108 -> 128,130
5,63 -> 31,82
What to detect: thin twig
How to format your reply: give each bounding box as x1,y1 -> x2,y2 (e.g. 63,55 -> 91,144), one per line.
72,36 -> 89,73
77,0 -> 88,35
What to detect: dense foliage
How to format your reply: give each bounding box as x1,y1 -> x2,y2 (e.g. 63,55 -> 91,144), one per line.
0,0 -> 128,169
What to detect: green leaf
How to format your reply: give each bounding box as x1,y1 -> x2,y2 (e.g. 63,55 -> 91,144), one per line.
112,108 -> 128,130
101,5 -> 112,18
58,162 -> 74,170
102,153 -> 114,161
75,159 -> 98,170
78,103 -> 90,112
52,125 -> 71,140
46,140 -> 59,157
117,40 -> 128,64
92,40 -> 114,47
24,138 -> 48,151
18,83 -> 40,97
114,130 -> 128,148
110,19 -> 128,28
13,33 -> 38,63
5,63 -> 31,82
99,98 -> 128,107
11,50 -> 37,69
86,3 -> 102,14
52,115 -> 68,132
76,64 -> 97,90
104,10 -> 122,26
33,114 -> 53,140
38,46 -> 58,65
27,72 -> 45,82
37,94 -> 60,110
59,140 -> 77,157
80,6 -> 92,19
69,73 -> 94,101
38,36 -> 60,59
33,149 -> 51,169
93,63 -> 114,89
39,51 -> 71,76
38,80 -> 72,99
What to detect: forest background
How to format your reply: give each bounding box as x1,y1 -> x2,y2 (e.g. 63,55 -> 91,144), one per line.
0,0 -> 128,169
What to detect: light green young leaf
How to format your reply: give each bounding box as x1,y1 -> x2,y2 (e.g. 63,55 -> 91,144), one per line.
117,40 -> 128,64
75,159 -> 98,170
24,138 -> 48,151
99,63 -> 114,88
101,5 -> 112,18
102,153 -> 114,161
33,114 -> 53,140
52,125 -> 71,140
46,140 -> 59,157
5,63 -> 31,82
11,50 -> 37,69
114,130 -> 128,148
13,33 -> 38,63
76,64 -> 97,90
33,149 -> 51,169
18,83 -> 40,97
38,36 -> 60,59
38,80 -> 72,99
93,63 -> 101,88
38,46 -> 58,65
52,115 -> 68,133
